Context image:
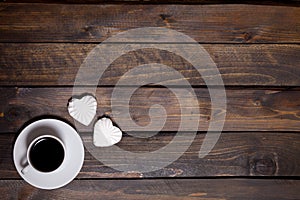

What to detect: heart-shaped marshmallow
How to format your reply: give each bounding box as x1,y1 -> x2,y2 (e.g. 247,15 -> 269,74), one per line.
93,117 -> 122,147
68,95 -> 97,126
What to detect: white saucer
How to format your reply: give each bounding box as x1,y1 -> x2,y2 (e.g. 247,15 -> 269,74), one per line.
13,119 -> 84,190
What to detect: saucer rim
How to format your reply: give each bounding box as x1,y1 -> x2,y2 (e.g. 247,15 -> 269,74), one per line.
13,118 -> 84,190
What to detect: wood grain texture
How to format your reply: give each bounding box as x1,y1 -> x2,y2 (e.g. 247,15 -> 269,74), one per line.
0,4 -> 299,43
0,1 -> 299,197
1,87 -> 300,132
0,179 -> 300,200
1,132 -> 300,179
2,0 -> 300,6
1,44 -> 300,86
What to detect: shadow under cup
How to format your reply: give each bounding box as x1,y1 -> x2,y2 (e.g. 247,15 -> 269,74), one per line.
29,136 -> 65,173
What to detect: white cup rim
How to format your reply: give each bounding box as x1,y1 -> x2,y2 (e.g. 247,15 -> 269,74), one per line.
25,134 -> 66,174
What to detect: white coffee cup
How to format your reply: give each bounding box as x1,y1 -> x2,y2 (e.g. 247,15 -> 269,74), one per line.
14,118 -> 84,190
21,135 -> 66,174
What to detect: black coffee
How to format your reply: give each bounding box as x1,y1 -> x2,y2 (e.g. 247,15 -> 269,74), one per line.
29,137 -> 65,172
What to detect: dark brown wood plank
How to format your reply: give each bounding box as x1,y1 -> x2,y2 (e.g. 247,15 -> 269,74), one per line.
0,179 -> 299,200
1,132 -> 300,178
0,4 -> 299,43
2,0 -> 300,7
0,87 -> 300,132
1,44 -> 299,86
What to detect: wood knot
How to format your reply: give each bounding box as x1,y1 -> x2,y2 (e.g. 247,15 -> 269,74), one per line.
159,14 -> 176,27
253,99 -> 261,106
250,154 -> 277,176
243,32 -> 253,42
161,168 -> 183,177
159,14 -> 172,21
82,25 -> 92,32
206,116 -> 211,121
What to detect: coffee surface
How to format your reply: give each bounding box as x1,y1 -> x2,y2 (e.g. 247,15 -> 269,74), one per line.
29,137 -> 65,172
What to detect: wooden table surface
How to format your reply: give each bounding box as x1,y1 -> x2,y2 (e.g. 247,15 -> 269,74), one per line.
0,0 -> 300,199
